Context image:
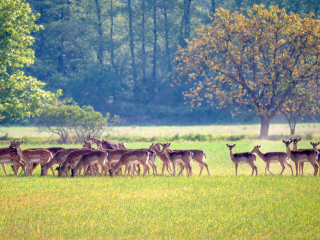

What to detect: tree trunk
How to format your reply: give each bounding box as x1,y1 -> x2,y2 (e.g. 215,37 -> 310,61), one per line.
164,0 -> 171,71
128,0 -> 138,96
151,0 -> 157,102
95,0 -> 104,65
58,0 -> 65,74
260,116 -> 270,139
142,0 -> 146,86
110,0 -> 116,72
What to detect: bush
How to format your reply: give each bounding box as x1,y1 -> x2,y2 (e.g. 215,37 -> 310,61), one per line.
35,102 -> 119,143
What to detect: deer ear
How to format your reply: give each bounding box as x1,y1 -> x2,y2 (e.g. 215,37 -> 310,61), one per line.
258,145 -> 261,148
232,144 -> 236,147
226,144 -> 229,147
298,138 -> 301,141
21,141 -> 24,143
289,139 -> 292,143
290,138 -> 293,141
282,140 -> 285,143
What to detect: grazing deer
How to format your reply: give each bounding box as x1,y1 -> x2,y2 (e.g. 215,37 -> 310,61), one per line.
109,150 -> 150,177
251,145 -> 293,175
71,150 -> 108,177
282,139 -> 318,176
10,140 -> 53,176
226,144 -> 257,176
58,149 -> 92,177
160,143 -> 193,177
41,148 -> 82,176
149,143 -> 173,176
0,146 -> 25,176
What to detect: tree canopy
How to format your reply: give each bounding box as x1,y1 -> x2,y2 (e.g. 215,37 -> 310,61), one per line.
174,4 -> 320,138
0,0 -> 59,123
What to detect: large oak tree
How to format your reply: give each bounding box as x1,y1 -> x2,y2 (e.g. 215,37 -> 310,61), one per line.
174,4 -> 320,138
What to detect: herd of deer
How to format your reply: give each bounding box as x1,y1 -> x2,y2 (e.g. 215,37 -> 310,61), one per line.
227,138 -> 320,176
1,136 -> 319,177
0,135 -> 210,177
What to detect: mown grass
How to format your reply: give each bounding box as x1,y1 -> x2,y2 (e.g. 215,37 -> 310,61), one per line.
1,141 -> 320,239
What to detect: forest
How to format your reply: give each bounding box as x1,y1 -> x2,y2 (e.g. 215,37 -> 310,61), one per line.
20,0 -> 320,125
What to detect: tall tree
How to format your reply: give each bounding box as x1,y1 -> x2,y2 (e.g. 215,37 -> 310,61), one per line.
174,5 -> 320,138
0,0 -> 59,123
151,0 -> 157,102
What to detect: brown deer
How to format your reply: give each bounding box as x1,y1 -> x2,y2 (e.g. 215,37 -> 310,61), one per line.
109,150 -> 150,177
10,140 -> 53,176
87,135 -> 117,150
149,143 -> 174,176
282,139 -> 318,176
58,149 -> 92,177
226,144 -> 257,176
251,145 -> 293,175
160,143 -> 193,177
71,150 -> 108,177
0,146 -> 25,176
41,148 -> 83,176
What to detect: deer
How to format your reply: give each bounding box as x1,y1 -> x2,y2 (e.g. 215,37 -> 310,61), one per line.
41,148 -> 83,176
149,143 -> 174,176
309,141 -> 320,175
10,140 -> 53,176
282,139 -> 318,176
0,146 -> 25,176
291,138 -> 319,175
160,143 -> 193,177
13,147 -> 65,176
87,135 -> 117,150
226,144 -> 257,176
109,150 -> 150,177
58,149 -> 92,177
161,143 -> 209,176
71,150 -> 108,177
251,145 -> 293,175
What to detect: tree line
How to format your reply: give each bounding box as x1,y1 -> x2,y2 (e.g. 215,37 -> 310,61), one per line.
22,0 -> 320,126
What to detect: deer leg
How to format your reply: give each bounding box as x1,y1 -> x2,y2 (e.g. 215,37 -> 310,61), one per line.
313,163 -> 318,176
266,163 -> 274,175
49,166 -> 55,176
124,164 -> 129,177
198,163 -> 204,176
203,162 -> 210,175
162,163 -> 165,176
166,162 -> 173,176
279,164 -> 285,175
178,164 -> 184,176
173,163 -> 177,177
300,162 -> 304,175
284,160 -> 293,176
295,162 -> 299,176
1,164 -> 8,176
235,163 -> 238,176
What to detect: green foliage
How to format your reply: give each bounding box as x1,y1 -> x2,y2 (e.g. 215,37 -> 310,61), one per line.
0,0 -> 60,123
35,102 -> 117,143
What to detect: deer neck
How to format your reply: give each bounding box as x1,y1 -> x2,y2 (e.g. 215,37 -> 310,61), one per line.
293,143 -> 298,150
255,149 -> 265,159
16,146 -> 23,158
229,149 -> 234,160
285,145 -> 292,157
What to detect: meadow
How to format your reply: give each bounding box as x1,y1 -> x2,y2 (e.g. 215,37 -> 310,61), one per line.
1,125 -> 320,239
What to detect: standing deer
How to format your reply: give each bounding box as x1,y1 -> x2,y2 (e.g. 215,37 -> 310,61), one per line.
226,144 -> 257,176
251,145 -> 293,175
282,139 -> 318,176
10,140 -> 53,176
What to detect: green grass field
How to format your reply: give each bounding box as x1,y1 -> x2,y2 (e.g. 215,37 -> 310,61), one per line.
1,126 -> 320,239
